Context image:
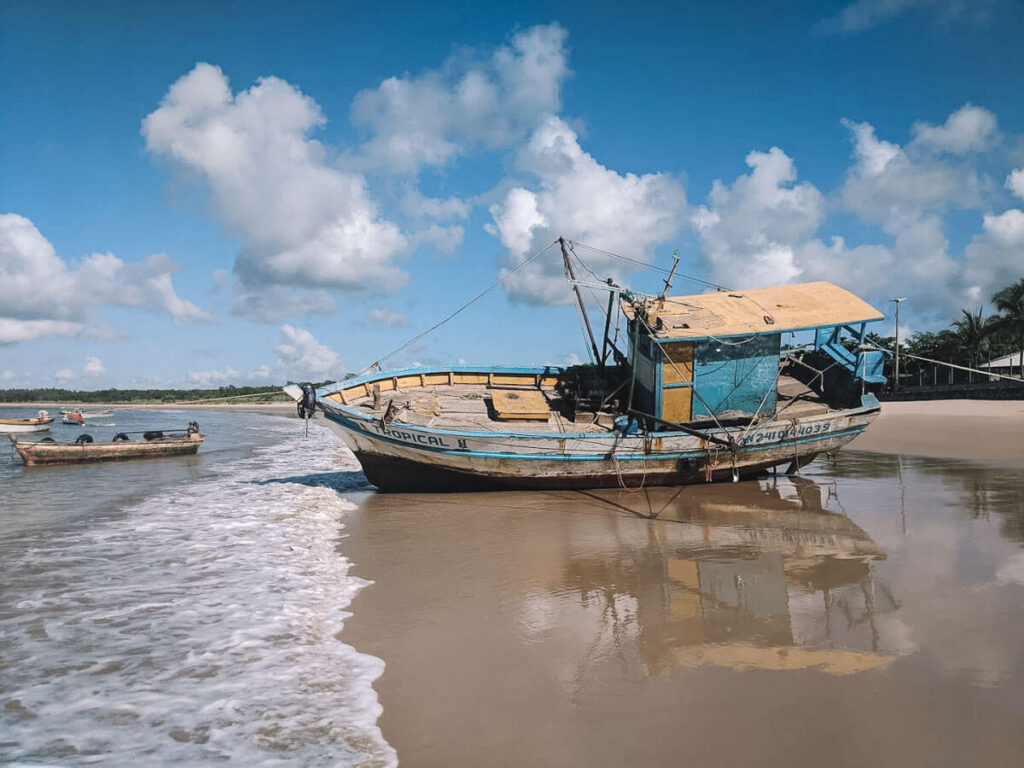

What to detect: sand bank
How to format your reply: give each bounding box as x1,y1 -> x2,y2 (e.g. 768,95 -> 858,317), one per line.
848,399 -> 1024,466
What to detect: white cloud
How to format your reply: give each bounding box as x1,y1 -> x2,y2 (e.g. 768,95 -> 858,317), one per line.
1007,168 -> 1024,200
143,63 -> 408,318
840,117 -> 983,223
692,146 -> 824,288
249,364 -> 273,381
0,213 -> 210,342
964,209 -> 1024,300
688,104 -> 1015,318
55,368 -> 76,383
231,282 -> 337,323
146,272 -> 214,322
911,103 -> 998,154
0,319 -> 82,345
412,224 -> 465,256
273,324 -> 342,379
368,308 -> 407,327
83,356 -> 105,377
487,115 -> 687,304
350,24 -> 570,173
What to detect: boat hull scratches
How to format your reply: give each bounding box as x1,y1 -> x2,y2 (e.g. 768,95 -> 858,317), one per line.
354,449 -> 824,492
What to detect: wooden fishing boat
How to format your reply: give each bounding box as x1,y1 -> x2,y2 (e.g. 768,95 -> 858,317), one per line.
288,240 -> 887,492
0,411 -> 55,434
10,423 -> 203,466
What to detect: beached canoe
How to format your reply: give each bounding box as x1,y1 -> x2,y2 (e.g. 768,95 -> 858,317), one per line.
0,411 -> 55,434
287,250 -> 887,492
10,423 -> 204,466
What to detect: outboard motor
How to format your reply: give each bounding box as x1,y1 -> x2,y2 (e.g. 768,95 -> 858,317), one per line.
297,383 -> 317,420
297,382 -> 317,437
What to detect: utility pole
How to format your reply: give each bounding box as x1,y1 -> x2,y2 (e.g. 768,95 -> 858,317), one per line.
891,297 -> 907,391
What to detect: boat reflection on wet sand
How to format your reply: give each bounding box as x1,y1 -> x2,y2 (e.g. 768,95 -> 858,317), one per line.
561,479 -> 898,675
351,474 -> 905,681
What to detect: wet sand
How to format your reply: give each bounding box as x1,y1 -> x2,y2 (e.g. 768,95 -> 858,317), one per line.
849,399 -> 1024,465
341,401 -> 1024,767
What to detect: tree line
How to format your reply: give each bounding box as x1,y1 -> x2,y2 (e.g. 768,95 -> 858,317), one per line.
867,277 -> 1024,384
0,385 -> 292,404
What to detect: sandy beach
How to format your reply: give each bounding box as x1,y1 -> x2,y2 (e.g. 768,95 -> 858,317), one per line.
848,399 -> 1024,465
339,399 -> 1024,766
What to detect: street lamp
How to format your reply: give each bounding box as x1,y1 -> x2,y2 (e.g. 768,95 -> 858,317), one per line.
891,297 -> 907,391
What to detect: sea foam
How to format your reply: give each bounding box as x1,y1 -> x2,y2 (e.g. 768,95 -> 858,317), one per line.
0,418 -> 396,767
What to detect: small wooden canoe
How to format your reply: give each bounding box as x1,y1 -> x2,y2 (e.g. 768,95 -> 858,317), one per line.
0,413 -> 55,433
10,429 -> 203,466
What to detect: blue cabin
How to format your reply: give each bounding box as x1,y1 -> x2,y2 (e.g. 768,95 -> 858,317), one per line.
622,281 -> 885,426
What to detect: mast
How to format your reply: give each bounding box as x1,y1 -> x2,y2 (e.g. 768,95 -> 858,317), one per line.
559,237 -> 601,364
658,249 -> 680,301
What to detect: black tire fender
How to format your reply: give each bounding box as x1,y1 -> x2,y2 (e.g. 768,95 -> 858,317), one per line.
75,434 -> 94,445
113,433 -> 129,442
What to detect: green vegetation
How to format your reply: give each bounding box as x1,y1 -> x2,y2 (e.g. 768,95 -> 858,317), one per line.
0,385 -> 292,405
864,276 -> 1024,385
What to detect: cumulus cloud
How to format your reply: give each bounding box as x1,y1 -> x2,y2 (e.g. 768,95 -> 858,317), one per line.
55,368 -> 76,383
368,308 -> 407,327
692,147 -> 824,288
840,115 -> 986,222
142,63 -> 408,319
411,224 -> 465,256
0,213 -> 210,343
273,324 -> 342,379
350,24 -> 570,173
1007,168 -> 1024,199
83,356 -> 105,377
689,104 -> 1015,317
911,103 -> 998,154
487,115 -> 687,304
964,209 -> 1024,302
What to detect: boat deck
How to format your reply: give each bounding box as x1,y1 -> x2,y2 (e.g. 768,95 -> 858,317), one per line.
335,372 -> 834,433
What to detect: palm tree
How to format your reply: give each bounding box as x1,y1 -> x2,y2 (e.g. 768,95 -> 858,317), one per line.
952,308 -> 994,381
991,278 -> 1024,378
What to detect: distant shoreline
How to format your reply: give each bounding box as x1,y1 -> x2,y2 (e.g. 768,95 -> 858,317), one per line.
4,402 -> 295,413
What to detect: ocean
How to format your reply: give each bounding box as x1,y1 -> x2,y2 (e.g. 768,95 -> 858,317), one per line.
1,409 -> 394,767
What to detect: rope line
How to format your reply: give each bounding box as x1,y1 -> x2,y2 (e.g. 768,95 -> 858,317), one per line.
568,240 -> 731,292
357,240 -> 558,376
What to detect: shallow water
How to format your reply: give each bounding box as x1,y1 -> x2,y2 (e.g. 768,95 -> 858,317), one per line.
4,411 -> 1024,767
0,411 -> 392,767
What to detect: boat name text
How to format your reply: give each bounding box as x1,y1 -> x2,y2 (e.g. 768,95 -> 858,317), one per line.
371,424 -> 468,450
740,422 -> 832,445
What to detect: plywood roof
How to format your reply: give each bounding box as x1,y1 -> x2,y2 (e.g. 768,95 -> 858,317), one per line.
623,281 -> 883,339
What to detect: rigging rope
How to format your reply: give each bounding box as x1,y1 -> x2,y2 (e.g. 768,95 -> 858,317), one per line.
863,344 -> 1024,383
568,239 -> 731,292
357,240 -> 558,376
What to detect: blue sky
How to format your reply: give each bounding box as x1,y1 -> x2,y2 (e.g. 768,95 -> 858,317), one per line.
2,0 -> 1023,389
